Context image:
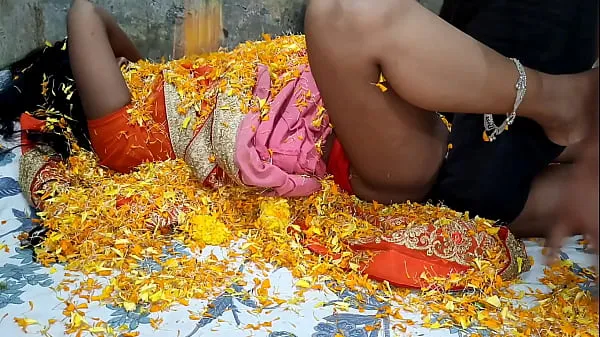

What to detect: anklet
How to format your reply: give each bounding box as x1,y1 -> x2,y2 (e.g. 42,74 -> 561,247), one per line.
483,58 -> 527,142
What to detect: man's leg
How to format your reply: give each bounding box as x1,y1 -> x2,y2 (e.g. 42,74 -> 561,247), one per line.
513,92 -> 598,248
512,137 -> 598,253
430,0 -> 598,228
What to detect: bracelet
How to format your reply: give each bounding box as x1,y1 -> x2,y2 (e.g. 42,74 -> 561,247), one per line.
483,58 -> 527,142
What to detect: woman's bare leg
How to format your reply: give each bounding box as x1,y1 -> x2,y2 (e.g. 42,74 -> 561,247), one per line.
306,0 -> 449,203
68,0 -> 141,120
306,0 -> 597,205
306,0 -> 597,149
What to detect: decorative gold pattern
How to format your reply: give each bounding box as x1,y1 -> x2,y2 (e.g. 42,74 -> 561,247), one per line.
499,230 -> 531,280
164,76 -> 249,187
19,147 -> 68,209
203,167 -> 238,190
19,147 -> 55,207
349,219 -> 500,268
211,86 -> 246,186
164,76 -> 196,158
183,115 -> 217,182
164,75 -> 218,182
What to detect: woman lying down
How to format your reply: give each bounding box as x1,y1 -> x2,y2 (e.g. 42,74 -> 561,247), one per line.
2,0 -> 598,286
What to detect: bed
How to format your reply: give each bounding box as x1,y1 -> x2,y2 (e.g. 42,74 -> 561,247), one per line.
1,135 -> 598,337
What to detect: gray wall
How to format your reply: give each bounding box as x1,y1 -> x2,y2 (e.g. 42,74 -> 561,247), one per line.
0,0 -> 442,66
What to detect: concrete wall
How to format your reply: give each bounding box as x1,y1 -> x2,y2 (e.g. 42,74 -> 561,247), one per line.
0,0 -> 442,66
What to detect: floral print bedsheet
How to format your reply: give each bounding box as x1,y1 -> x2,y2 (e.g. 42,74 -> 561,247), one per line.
0,138 -> 597,337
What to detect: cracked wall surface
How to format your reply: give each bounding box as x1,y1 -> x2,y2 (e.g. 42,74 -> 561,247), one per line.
0,0 -> 442,66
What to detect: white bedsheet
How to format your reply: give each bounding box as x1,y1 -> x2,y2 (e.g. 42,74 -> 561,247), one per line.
1,137 -> 597,337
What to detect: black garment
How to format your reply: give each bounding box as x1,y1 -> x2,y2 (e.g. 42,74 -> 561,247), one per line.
429,0 -> 598,222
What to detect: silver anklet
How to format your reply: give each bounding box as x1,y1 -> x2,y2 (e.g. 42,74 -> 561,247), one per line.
483,58 -> 527,142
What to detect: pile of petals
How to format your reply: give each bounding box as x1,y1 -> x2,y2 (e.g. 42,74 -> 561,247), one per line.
121,34 -> 311,130
20,152 -> 597,337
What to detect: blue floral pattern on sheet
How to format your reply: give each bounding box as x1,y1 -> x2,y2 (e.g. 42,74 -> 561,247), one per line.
107,305 -> 152,330
0,142 -> 597,337
0,177 -> 21,199
0,280 -> 26,309
314,314 -> 382,337
8,247 -> 35,265
427,315 -> 493,337
0,208 -> 37,240
0,247 -> 53,309
0,151 -> 16,167
184,267 -> 267,337
269,332 -> 298,337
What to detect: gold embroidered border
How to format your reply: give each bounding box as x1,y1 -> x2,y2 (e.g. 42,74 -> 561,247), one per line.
184,114 -> 217,182
349,220 -> 500,267
499,230 -> 531,280
164,72 -> 217,182
164,75 -> 196,159
211,88 -> 246,186
19,146 -> 58,207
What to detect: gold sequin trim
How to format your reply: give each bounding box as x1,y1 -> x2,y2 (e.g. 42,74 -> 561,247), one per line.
500,230 -> 531,280
164,73 -> 217,182
164,75 -> 196,159
184,115 -> 217,182
212,87 -> 246,186
19,146 -> 56,207
349,219 -> 499,267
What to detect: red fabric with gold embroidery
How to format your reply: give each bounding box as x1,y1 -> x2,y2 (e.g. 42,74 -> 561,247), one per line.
302,214 -> 523,289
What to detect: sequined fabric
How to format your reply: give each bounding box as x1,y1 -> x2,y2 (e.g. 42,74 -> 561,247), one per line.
164,81 -> 219,183
163,75 -> 196,159
19,146 -> 60,207
183,114 -> 218,182
348,219 -> 500,268
211,86 -> 246,186
346,213 -> 531,284
499,229 -> 531,280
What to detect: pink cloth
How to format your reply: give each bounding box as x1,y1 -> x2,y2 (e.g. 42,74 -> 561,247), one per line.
235,64 -> 332,197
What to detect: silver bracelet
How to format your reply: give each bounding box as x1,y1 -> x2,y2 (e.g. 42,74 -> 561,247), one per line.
483,58 -> 527,142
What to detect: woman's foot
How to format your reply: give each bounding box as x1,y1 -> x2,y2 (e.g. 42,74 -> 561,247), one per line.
541,68 -> 599,147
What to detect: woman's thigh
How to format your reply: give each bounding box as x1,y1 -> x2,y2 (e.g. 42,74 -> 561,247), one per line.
305,0 -> 449,203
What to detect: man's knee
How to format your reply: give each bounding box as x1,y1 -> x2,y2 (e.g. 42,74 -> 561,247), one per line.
305,0 -> 339,31
306,0 -> 398,36
308,0 -> 420,41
